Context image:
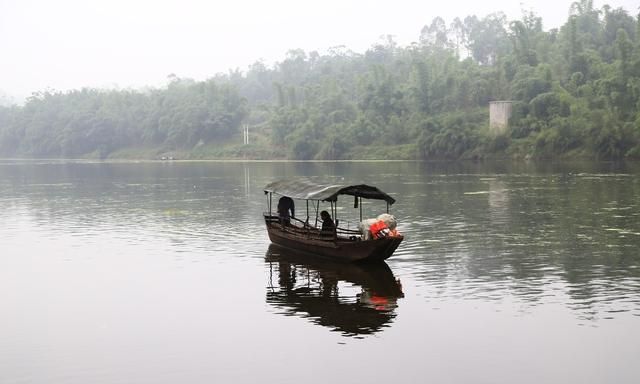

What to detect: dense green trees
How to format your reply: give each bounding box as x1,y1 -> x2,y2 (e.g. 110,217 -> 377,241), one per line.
0,2 -> 639,160
0,77 -> 247,158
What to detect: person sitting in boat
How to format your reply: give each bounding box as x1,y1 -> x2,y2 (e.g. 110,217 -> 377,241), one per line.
320,210 -> 335,234
277,196 -> 295,225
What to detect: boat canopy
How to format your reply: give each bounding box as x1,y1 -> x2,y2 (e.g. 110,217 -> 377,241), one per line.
264,179 -> 396,205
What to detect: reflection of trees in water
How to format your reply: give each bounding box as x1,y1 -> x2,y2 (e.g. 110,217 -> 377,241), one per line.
0,162 -> 272,235
265,245 -> 404,337
4,161 -> 639,320
394,170 -> 640,319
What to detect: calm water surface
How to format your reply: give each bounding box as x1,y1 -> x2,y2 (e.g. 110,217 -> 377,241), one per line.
1,160 -> 639,384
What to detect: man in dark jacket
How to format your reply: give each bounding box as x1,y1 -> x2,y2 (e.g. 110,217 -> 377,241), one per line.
320,210 -> 335,233
277,196 -> 295,225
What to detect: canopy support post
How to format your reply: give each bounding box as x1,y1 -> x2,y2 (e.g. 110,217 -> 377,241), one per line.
331,201 -> 335,225
314,200 -> 320,228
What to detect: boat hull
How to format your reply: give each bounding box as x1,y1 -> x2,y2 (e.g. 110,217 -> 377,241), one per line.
265,218 -> 403,262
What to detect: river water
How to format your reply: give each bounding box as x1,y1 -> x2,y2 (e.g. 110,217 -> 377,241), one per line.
1,160 -> 639,384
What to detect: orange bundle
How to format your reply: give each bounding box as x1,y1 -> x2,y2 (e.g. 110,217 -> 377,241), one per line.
369,220 -> 390,239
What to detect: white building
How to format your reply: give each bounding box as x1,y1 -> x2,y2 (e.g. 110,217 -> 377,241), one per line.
489,101 -> 513,135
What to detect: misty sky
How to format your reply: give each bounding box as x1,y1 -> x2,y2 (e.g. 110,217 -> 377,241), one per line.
1,0 -> 638,102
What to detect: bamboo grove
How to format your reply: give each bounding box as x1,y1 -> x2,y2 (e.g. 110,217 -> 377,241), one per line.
1,1 -> 639,160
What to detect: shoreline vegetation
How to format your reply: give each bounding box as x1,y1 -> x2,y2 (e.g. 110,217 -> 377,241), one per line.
1,1 -> 639,162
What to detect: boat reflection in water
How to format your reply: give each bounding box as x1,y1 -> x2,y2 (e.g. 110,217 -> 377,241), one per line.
265,244 -> 404,337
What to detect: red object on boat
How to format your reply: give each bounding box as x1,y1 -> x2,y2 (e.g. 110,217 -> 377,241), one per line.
369,220 -> 390,239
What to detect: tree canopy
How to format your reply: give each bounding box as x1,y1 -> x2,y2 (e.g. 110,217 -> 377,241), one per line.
1,2 -> 639,160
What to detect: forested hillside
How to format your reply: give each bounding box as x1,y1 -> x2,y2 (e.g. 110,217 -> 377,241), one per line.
1,1 -> 639,160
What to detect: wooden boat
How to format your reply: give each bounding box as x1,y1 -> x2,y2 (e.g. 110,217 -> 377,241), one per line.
263,179 -> 404,262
